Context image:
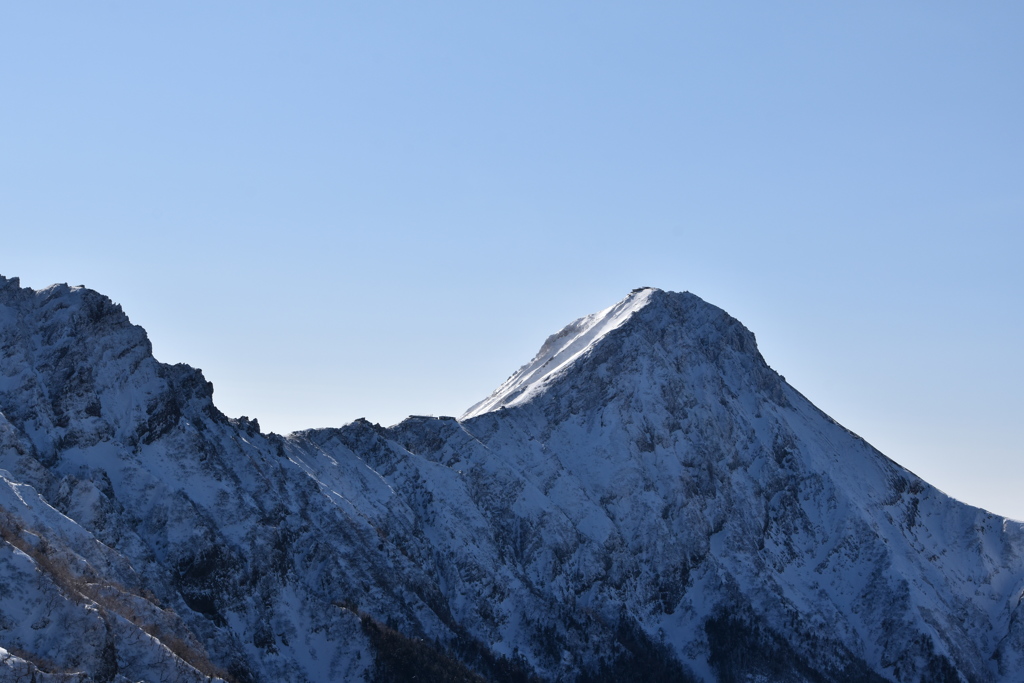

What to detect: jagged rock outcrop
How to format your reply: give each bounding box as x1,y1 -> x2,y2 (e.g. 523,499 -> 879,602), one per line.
1,275 -> 1022,682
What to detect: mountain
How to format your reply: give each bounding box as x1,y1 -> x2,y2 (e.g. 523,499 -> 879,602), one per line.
0,274 -> 1022,682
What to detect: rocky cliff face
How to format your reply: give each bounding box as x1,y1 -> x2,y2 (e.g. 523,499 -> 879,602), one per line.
0,275 -> 1022,682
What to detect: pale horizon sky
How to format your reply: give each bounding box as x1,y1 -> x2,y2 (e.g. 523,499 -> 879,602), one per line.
2,3 -> 1022,518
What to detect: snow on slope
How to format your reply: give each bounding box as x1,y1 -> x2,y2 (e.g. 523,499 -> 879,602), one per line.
462,287 -> 657,419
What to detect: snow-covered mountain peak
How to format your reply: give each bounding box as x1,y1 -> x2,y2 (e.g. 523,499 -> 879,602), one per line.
462,287 -> 660,419
0,275 -> 224,463
3,273 -> 1024,683
461,287 -> 776,420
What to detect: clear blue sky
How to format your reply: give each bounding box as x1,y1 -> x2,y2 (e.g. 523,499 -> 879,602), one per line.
2,3 -> 1022,517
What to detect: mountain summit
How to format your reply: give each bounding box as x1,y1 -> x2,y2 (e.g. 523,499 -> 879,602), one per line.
0,276 -> 1022,683
464,286 -> 786,423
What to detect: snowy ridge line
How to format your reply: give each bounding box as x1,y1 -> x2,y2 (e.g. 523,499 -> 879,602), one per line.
462,287 -> 658,419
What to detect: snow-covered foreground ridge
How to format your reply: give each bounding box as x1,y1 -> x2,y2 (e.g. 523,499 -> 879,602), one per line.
0,275 -> 1023,683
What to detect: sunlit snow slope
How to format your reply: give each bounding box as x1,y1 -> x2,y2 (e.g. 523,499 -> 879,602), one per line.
463,287 -> 657,419
1,274 -> 1023,683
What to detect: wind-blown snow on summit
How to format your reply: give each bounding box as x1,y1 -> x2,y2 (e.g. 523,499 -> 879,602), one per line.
1,274 -> 1023,683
